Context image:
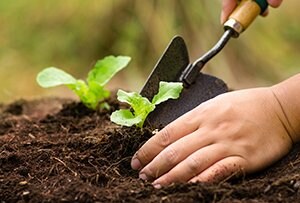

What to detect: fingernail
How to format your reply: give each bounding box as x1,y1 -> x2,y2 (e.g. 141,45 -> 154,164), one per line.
131,158 -> 141,170
153,183 -> 162,189
139,173 -> 148,181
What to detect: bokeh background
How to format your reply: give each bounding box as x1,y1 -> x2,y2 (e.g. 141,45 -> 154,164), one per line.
0,0 -> 299,103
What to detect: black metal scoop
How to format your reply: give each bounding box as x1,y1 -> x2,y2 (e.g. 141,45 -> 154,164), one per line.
140,35 -> 229,128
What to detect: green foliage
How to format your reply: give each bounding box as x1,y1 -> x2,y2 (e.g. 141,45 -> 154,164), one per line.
37,55 -> 131,110
111,81 -> 183,128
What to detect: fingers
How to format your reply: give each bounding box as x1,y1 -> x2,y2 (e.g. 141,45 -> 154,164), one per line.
261,8 -> 269,17
221,0 -> 282,24
139,129 -> 214,180
263,0 -> 283,17
189,156 -> 247,183
131,109 -> 202,170
151,144 -> 230,187
221,0 -> 237,24
268,0 -> 282,8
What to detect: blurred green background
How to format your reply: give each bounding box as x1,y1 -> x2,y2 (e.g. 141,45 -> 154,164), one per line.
0,0 -> 299,103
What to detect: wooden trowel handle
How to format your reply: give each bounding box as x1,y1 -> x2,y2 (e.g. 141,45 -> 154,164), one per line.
224,0 -> 268,37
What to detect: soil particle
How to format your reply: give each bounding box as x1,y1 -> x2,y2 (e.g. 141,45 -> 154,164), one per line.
0,98 -> 299,202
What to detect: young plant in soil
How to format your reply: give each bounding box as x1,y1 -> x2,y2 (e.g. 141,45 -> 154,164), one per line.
36,55 -> 131,110
111,81 -> 183,128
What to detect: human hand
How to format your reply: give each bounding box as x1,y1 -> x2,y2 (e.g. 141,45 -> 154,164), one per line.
221,0 -> 283,24
131,87 -> 293,188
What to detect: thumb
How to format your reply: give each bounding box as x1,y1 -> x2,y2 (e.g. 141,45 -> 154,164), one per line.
221,0 -> 237,24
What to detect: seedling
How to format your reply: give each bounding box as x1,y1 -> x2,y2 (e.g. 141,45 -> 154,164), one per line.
36,55 -> 131,110
111,81 -> 183,128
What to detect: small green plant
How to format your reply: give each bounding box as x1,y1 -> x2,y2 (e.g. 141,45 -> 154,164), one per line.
36,55 -> 131,110
110,81 -> 183,128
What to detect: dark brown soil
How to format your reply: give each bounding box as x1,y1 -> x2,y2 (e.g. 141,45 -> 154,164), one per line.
0,97 -> 299,203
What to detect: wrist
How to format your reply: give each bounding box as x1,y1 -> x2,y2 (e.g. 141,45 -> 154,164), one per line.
270,74 -> 300,143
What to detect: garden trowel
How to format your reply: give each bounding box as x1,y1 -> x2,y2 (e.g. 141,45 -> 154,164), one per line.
140,0 -> 268,128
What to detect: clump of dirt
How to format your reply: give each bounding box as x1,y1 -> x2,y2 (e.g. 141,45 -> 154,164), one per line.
0,98 -> 299,202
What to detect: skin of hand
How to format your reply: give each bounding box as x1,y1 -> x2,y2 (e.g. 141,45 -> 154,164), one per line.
131,73 -> 300,188
221,0 -> 283,24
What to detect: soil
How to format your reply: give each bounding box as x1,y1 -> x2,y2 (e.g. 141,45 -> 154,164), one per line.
0,97 -> 299,203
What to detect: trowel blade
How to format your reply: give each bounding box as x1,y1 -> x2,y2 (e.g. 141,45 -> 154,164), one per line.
146,72 -> 228,128
140,36 -> 228,128
140,36 -> 189,100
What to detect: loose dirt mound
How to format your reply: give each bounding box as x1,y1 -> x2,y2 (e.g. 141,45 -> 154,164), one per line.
0,98 -> 299,202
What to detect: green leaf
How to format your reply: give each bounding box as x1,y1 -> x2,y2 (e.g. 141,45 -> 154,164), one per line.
69,80 -> 110,109
117,90 -> 151,108
110,109 -> 143,127
36,67 -> 77,88
37,55 -> 131,110
151,81 -> 183,105
87,55 -> 131,86
110,90 -> 155,128
111,81 -> 183,128
117,90 -> 155,117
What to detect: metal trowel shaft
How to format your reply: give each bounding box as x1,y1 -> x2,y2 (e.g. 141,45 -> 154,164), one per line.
180,0 -> 268,87
180,29 -> 235,86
